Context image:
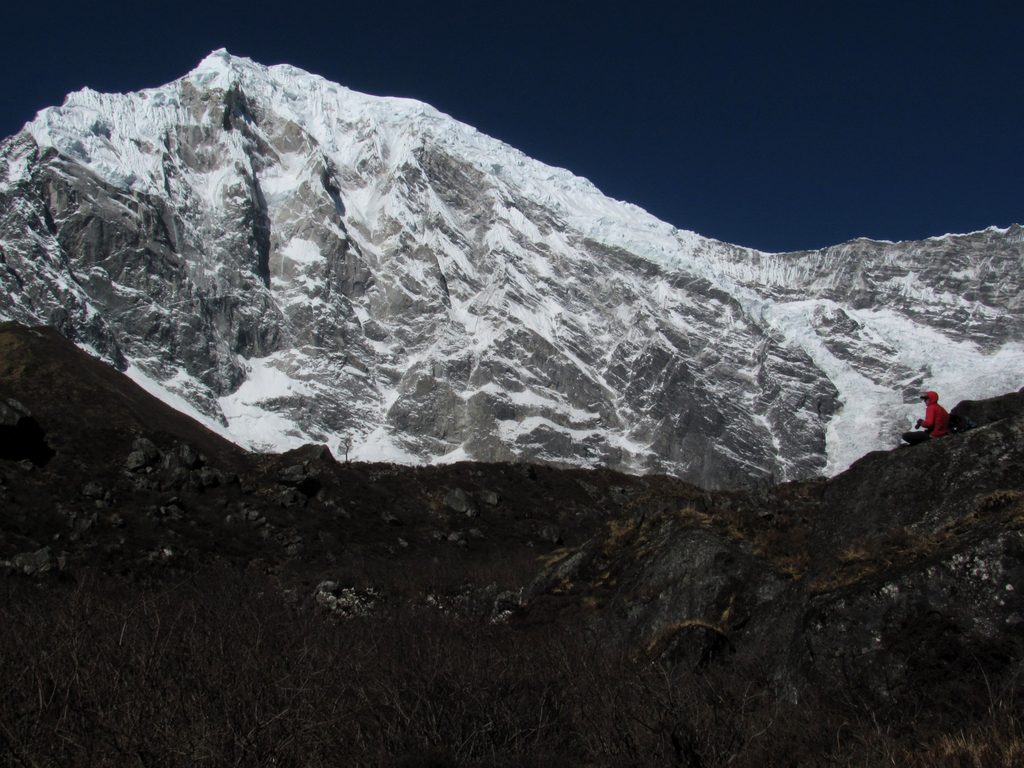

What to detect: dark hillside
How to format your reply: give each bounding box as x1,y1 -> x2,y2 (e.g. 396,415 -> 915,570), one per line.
0,321 -> 247,471
2,321 -> 1022,766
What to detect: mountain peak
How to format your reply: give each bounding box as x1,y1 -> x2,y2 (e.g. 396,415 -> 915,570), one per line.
188,48 -> 264,92
198,46 -> 234,66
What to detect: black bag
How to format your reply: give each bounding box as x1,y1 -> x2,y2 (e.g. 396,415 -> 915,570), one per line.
948,413 -> 977,433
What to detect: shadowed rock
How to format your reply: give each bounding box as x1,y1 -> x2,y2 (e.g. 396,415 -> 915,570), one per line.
0,398 -> 54,466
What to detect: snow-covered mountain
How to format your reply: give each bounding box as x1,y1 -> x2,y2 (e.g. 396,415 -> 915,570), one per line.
1,50 -> 1021,487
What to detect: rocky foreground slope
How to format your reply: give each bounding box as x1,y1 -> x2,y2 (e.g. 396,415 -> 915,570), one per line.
525,398 -> 1024,703
2,50 -> 1022,488
2,320 -> 1022,708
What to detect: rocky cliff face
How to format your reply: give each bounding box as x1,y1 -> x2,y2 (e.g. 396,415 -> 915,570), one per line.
1,50 -> 1021,488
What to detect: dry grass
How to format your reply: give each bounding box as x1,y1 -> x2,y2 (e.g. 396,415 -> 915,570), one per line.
1,567 -> 1020,767
605,516 -> 640,544
836,545 -> 871,563
645,618 -> 729,657
899,702 -> 1024,768
751,525 -> 812,580
811,491 -> 1024,595
538,546 -> 572,568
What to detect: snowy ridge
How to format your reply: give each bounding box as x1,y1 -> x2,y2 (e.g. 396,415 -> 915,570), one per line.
1,50 -> 1022,486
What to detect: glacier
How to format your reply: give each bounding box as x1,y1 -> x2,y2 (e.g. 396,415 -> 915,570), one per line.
0,49 -> 1021,487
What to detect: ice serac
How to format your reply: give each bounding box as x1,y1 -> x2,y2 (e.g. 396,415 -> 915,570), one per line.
0,50 -> 1021,487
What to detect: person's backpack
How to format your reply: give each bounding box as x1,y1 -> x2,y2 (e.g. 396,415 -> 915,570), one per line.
948,413 -> 977,433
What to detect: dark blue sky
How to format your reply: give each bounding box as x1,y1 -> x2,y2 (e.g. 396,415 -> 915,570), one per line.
3,0 -> 1020,252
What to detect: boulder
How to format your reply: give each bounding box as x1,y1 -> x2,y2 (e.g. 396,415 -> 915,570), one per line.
314,582 -> 382,617
4,547 -> 63,576
80,481 -> 106,500
447,531 -> 468,547
278,463 -> 320,496
277,488 -> 306,508
444,488 -> 476,517
444,487 -> 470,512
124,436 -> 161,471
951,390 -> 1024,428
537,524 -> 563,545
177,443 -> 203,470
0,398 -> 30,427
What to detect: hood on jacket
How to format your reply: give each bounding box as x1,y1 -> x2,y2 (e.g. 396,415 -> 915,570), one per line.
921,391 -> 940,405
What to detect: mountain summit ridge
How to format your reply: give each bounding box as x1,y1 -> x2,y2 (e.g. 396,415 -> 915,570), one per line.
1,50 -> 1021,487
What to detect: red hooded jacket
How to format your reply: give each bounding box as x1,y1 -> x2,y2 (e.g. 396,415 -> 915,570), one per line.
918,391 -> 950,437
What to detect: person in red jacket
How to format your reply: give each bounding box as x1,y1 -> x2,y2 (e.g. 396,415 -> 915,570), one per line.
902,390 -> 950,445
